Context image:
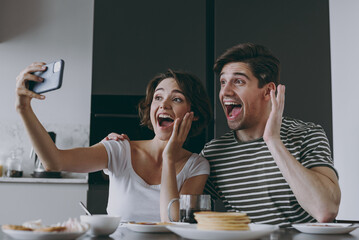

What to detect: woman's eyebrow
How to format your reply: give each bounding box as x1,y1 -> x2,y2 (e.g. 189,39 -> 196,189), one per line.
154,88 -> 184,95
172,89 -> 185,95
154,88 -> 164,93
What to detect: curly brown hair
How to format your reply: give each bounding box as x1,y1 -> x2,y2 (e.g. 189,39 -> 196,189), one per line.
138,69 -> 212,137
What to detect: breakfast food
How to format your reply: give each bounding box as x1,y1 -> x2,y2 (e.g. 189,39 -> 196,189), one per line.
131,222 -> 172,225
33,226 -> 67,232
309,224 -> 338,227
1,218 -> 87,233
22,219 -> 43,229
61,217 -> 89,232
194,211 -> 251,231
2,224 -> 33,231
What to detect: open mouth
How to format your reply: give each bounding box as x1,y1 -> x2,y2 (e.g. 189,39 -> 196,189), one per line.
158,113 -> 174,127
224,102 -> 242,118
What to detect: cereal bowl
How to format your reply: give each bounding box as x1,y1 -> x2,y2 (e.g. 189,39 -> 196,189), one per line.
80,215 -> 121,236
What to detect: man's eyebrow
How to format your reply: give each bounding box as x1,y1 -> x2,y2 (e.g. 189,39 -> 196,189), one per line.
233,72 -> 250,80
219,72 -> 250,80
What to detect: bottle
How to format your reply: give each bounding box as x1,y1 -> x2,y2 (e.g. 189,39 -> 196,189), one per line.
0,151 -> 5,177
5,150 -> 23,178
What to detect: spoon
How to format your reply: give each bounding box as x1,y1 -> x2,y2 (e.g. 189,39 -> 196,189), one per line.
79,201 -> 92,216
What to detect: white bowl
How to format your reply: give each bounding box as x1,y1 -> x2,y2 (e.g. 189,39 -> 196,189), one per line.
80,214 -> 121,236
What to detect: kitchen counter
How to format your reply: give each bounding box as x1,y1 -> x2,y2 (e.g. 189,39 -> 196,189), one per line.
0,176 -> 87,184
0,172 -> 88,184
0,173 -> 88,225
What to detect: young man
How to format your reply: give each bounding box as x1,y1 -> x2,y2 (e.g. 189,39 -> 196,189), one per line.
201,42 -> 340,226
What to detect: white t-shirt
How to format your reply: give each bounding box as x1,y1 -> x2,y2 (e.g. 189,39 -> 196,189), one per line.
101,140 -> 210,222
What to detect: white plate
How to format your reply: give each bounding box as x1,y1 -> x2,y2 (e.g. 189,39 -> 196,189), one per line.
124,222 -> 172,233
125,222 -> 190,233
292,223 -> 359,234
2,229 -> 88,240
166,223 -> 278,240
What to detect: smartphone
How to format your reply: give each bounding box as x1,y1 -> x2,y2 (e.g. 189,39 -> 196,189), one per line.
29,59 -> 64,94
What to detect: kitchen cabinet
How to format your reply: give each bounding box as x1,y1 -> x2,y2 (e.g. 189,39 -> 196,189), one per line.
213,0 -> 333,146
92,0 -> 207,96
92,0 -> 332,146
90,0 -> 333,213
0,178 -> 87,225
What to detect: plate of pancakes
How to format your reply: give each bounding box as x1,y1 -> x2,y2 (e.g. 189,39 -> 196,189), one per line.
1,219 -> 89,240
166,211 -> 278,240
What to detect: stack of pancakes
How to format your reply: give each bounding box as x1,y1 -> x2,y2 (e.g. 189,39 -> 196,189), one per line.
194,211 -> 250,231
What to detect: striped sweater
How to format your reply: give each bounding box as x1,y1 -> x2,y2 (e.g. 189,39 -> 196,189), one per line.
201,117 -> 337,227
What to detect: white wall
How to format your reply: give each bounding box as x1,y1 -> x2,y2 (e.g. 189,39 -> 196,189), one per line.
330,0 -> 359,220
0,0 -> 94,174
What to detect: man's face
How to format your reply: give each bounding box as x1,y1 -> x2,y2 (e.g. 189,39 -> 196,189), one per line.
219,62 -> 268,131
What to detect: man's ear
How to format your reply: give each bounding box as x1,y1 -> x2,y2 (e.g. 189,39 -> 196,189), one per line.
264,82 -> 276,100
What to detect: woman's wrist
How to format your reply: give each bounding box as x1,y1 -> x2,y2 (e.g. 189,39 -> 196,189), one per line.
15,102 -> 32,114
162,155 -> 176,166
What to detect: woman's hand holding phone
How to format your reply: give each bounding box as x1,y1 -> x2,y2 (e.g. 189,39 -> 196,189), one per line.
15,60 -> 64,111
29,59 -> 64,94
15,62 -> 47,111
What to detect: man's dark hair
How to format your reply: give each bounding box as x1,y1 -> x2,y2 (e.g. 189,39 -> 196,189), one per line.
214,42 -> 280,87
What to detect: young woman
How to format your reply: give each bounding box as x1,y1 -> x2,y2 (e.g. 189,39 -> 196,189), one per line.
15,62 -> 212,222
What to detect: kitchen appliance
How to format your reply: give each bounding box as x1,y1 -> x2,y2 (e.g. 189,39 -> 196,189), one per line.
30,131 -> 61,178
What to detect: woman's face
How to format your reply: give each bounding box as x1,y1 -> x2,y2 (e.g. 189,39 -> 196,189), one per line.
150,78 -> 191,140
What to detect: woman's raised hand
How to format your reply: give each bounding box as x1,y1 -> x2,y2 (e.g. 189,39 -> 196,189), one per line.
15,62 -> 47,110
163,112 -> 194,162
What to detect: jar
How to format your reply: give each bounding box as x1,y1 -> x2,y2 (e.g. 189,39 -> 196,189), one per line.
0,151 -> 6,177
5,151 -> 23,178
0,160 -> 3,177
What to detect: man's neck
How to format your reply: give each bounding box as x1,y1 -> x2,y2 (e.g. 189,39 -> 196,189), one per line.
235,127 -> 264,142
234,116 -> 268,142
